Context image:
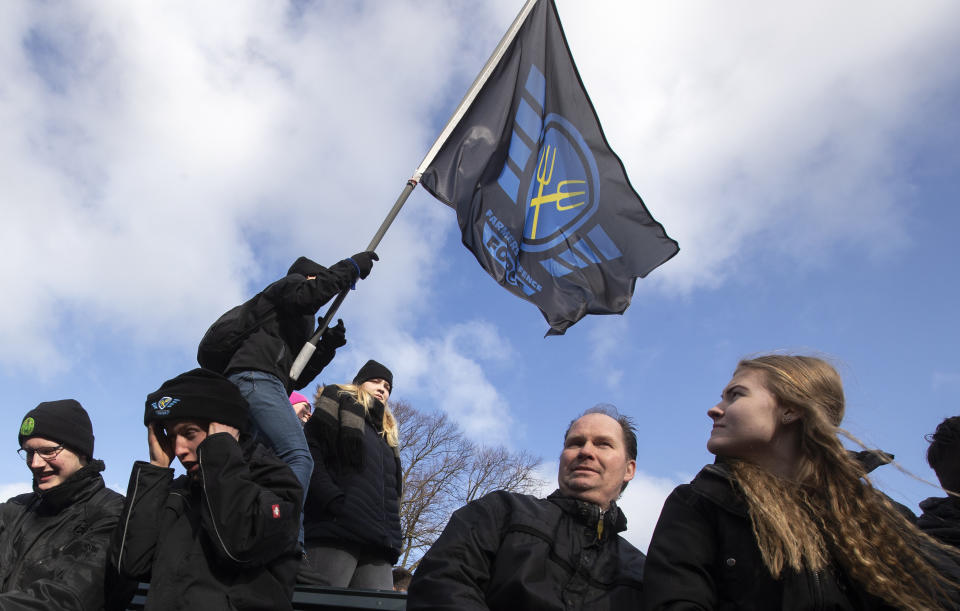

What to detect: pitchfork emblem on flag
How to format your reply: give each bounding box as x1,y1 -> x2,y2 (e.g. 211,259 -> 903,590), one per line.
526,145 -> 586,241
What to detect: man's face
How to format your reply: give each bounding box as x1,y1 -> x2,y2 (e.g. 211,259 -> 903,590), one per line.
558,413 -> 636,509
22,436 -> 86,491
167,420 -> 208,478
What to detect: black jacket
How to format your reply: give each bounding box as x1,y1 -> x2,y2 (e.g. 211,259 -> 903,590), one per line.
302,394 -> 402,563
110,433 -> 302,611
0,460 -> 124,610
407,490 -> 645,611
918,496 -> 960,549
644,464 -> 894,611
224,260 -> 357,392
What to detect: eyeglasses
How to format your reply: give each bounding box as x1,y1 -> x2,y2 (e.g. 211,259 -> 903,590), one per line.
17,445 -> 65,463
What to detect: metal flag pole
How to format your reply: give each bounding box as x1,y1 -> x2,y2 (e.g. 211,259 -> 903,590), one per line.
289,0 -> 540,382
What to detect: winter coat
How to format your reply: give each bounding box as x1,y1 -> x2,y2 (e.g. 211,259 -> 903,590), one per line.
407,490 -> 645,611
644,463 -> 894,611
302,390 -> 402,563
224,260 -> 357,392
918,496 -> 960,549
0,460 -> 124,610
110,433 -> 302,611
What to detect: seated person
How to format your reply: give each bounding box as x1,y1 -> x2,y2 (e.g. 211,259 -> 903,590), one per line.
644,355 -> 958,610
919,415 -> 960,548
0,400 -> 124,610
408,405 -> 645,610
110,368 -> 302,610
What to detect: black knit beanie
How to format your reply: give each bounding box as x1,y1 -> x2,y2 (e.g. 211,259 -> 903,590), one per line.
19,399 -> 95,460
288,256 -> 325,277
353,359 -> 393,391
145,368 -> 249,431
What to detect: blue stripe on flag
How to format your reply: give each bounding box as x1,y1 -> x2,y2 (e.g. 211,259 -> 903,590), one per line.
540,257 -> 574,277
497,166 -> 521,204
556,248 -> 587,268
507,133 -> 531,169
515,98 -> 542,142
587,225 -> 622,260
573,239 -> 601,263
525,65 -> 546,108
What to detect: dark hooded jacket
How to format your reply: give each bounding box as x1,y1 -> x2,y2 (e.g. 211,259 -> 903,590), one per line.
644,463 -> 896,611
918,496 -> 960,549
0,460 -> 124,610
302,388 -> 402,563
109,433 -> 302,611
407,490 -> 645,611
223,257 -> 358,392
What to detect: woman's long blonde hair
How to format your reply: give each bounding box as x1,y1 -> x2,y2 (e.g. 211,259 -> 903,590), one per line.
316,383 -> 399,448
729,355 -> 956,609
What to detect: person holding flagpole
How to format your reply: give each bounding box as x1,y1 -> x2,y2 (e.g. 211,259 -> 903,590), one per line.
196,252 -> 377,551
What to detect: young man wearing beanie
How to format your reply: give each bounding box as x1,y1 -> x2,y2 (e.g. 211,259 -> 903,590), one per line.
0,399 -> 125,609
110,368 -> 303,610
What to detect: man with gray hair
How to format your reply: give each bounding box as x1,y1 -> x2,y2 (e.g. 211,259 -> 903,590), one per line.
408,405 -> 645,610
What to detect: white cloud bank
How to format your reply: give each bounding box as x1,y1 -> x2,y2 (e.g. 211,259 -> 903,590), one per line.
0,482 -> 32,501
1,1 -> 957,440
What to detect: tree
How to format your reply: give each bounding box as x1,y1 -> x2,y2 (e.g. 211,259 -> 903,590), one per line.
393,401 -> 545,570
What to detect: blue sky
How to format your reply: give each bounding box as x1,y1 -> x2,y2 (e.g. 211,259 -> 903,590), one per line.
2,0 -> 959,551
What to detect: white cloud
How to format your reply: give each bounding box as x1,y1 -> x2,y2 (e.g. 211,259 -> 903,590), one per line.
0,2 -> 504,373
558,0 -> 960,292
1,0 -> 957,435
617,471 -> 681,552
533,460 -> 559,497
933,372 -> 960,391
409,321 -> 518,445
0,482 -> 32,501
588,319 -> 627,389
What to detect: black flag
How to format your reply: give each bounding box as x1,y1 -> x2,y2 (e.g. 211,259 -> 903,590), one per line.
420,0 -> 678,335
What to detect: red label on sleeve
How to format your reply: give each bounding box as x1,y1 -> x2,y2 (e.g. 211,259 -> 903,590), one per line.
272,504 -> 280,519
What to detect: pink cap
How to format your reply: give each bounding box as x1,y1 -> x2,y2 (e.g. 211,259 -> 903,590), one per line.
289,391 -> 310,406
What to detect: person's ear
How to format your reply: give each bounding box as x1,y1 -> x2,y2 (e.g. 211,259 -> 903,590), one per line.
781,406 -> 802,425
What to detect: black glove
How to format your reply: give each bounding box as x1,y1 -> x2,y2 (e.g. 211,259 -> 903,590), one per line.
349,251 -> 378,280
320,319 -> 347,349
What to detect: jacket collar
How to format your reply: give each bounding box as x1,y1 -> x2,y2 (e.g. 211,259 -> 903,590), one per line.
35,459 -> 106,511
920,494 -> 960,515
693,462 -> 750,518
546,490 -> 628,536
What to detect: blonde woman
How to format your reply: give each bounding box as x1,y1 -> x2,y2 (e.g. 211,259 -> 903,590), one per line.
299,360 -> 401,589
644,355 -> 959,610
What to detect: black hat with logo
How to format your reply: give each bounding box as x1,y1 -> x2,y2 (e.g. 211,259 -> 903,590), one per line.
144,368 -> 249,431
19,399 -> 95,460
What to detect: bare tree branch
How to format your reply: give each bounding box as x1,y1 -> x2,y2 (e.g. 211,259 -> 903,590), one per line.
392,400 -> 546,570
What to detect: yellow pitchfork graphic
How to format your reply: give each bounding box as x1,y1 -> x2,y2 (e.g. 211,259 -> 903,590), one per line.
527,145 -> 586,240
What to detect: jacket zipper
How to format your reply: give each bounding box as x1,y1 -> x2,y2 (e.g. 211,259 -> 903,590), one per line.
811,568 -> 824,611
199,445 -> 249,564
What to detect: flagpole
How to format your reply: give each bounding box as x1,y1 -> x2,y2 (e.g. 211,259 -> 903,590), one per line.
289,0 -> 540,382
